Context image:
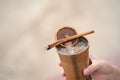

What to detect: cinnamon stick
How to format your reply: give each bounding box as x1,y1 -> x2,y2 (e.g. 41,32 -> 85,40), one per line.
45,30 -> 94,50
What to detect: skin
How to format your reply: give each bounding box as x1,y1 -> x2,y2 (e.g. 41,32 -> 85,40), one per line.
59,60 -> 120,80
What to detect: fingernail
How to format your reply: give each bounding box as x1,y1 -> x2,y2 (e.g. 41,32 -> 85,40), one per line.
83,68 -> 90,75
62,72 -> 66,77
59,63 -> 62,67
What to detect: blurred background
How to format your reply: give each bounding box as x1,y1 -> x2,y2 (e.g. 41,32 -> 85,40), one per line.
0,0 -> 120,80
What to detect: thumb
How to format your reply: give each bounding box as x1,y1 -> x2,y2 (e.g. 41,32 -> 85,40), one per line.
83,62 -> 100,75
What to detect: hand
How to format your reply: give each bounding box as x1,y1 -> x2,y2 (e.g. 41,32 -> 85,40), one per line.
59,60 -> 120,80
84,60 -> 120,80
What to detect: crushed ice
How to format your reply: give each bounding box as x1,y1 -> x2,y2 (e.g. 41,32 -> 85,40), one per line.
58,38 -> 88,55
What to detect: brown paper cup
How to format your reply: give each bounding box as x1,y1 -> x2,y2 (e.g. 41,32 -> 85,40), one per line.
56,37 -> 91,80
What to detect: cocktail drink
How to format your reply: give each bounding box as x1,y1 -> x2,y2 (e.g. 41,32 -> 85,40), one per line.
46,27 -> 94,80
55,27 -> 92,80
56,37 -> 91,80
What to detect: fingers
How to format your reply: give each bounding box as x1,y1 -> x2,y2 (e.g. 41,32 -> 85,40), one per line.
62,72 -> 66,77
58,62 -> 66,77
84,55 -> 98,75
84,62 -> 100,75
59,62 -> 62,67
